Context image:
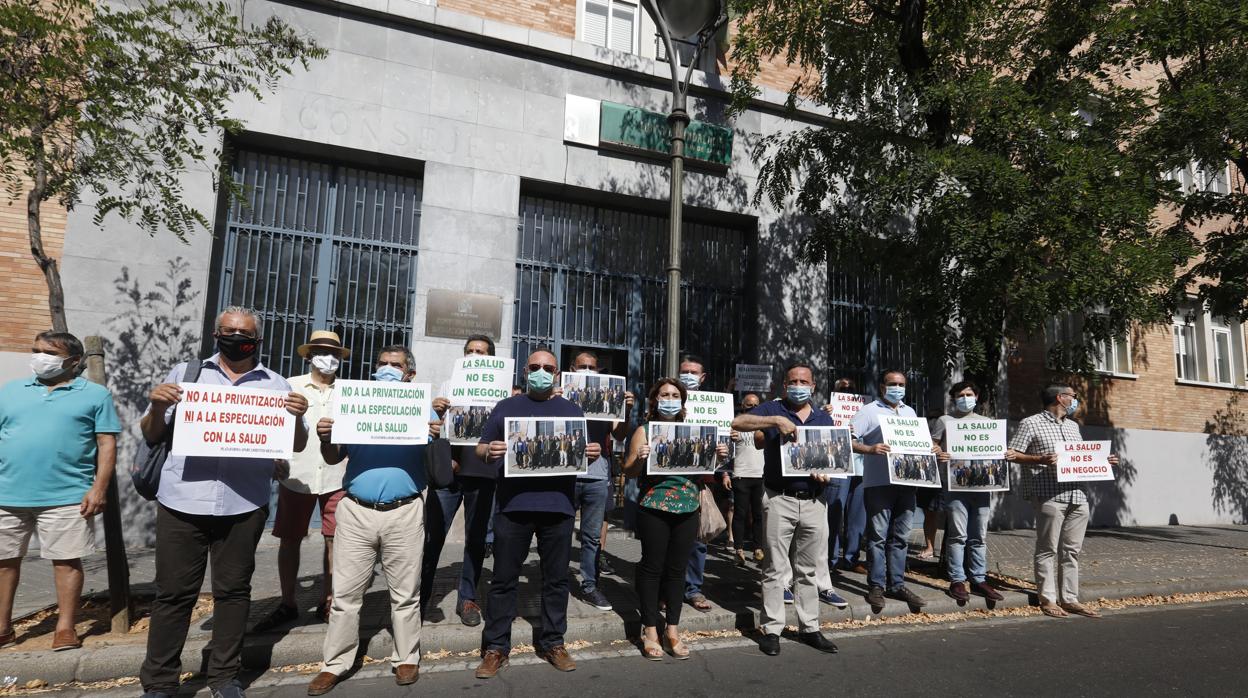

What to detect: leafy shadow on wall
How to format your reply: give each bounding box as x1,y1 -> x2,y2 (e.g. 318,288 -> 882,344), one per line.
104,257 -> 201,547
1206,393 -> 1248,525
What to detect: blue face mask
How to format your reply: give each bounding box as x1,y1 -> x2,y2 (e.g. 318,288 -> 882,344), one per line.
1065,397 -> 1079,416
786,385 -> 813,405
955,396 -> 977,413
527,368 -> 554,393
374,365 -> 404,382
884,385 -> 906,404
679,373 -> 701,391
656,399 -> 682,417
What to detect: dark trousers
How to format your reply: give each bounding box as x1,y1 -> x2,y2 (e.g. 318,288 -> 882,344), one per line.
730,477 -> 765,550
635,506 -> 699,627
421,476 -> 496,607
481,510 -> 574,654
140,503 -> 267,692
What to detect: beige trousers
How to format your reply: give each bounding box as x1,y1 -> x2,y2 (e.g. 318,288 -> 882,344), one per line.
321,495 -> 425,674
761,489 -> 828,635
1033,499 -> 1089,605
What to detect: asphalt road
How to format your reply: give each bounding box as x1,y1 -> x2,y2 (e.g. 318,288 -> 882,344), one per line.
91,600 -> 1248,697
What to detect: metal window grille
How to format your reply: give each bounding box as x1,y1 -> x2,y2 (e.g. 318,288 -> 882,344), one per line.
513,194 -> 747,397
212,149 -> 422,379
827,268 -> 928,413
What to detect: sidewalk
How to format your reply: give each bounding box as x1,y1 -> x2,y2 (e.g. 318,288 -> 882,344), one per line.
4,521 -> 1247,687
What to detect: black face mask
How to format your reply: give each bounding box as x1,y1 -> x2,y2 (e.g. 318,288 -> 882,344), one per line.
216,333 -> 260,361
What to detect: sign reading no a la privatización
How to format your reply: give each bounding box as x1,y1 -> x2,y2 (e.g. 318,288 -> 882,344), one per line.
332,380 -> 431,445
879,415 -> 934,455
1056,440 -> 1114,482
172,384 -> 295,459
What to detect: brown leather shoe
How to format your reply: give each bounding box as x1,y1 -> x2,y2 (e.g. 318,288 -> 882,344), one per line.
0,629 -> 15,648
849,563 -> 869,575
50,629 -> 81,651
307,671 -> 339,696
475,649 -> 509,679
972,581 -> 1005,601
947,581 -> 970,602
394,664 -> 419,685
537,644 -> 577,672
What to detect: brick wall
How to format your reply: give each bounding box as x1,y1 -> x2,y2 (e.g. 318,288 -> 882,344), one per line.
440,0 -> 576,38
0,188 -> 63,351
1009,321 -> 1248,434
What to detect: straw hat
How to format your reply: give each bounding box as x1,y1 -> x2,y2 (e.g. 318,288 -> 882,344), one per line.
297,330 -> 350,358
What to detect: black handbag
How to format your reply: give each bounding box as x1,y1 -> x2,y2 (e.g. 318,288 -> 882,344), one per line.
131,358 -> 203,500
425,437 -> 455,490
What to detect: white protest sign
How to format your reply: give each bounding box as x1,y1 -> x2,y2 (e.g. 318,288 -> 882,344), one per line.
945,419 -> 1007,460
1056,440 -> 1114,482
447,356 -> 514,406
735,364 -> 772,393
685,390 -> 734,437
172,384 -> 295,459
827,392 -> 869,427
879,414 -> 934,455
331,380 -> 431,445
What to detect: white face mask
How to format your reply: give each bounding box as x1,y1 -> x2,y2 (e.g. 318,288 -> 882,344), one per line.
31,352 -> 69,380
310,354 -> 341,375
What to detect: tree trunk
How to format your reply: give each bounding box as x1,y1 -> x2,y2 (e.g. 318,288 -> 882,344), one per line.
27,144 -> 68,333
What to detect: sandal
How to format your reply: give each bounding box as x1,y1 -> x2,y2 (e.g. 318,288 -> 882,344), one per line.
640,637 -> 664,661
735,549 -> 747,567
687,594 -> 712,612
663,635 -> 690,660
1040,604 -> 1069,619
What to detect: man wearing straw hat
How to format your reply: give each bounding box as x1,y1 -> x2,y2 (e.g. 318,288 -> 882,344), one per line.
254,331 -> 351,633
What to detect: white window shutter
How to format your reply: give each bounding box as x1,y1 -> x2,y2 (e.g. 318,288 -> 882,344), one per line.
610,2 -> 636,53
583,1 -> 609,47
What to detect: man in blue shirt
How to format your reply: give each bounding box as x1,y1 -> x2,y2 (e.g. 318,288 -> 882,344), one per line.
307,346 -> 437,696
0,331 -> 120,652
732,362 -> 839,657
851,369 -> 945,612
138,307 -> 309,698
472,349 -> 601,680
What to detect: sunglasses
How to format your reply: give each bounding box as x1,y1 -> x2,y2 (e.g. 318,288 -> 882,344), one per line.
527,364 -> 557,373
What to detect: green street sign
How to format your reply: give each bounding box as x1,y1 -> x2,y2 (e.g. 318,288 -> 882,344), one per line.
598,101 -> 733,169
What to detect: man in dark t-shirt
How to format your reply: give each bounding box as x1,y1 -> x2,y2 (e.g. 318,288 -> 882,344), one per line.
472,349 -> 601,680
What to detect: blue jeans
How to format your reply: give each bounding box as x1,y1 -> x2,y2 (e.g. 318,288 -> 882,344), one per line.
944,491 -> 990,583
420,476 -> 495,606
685,541 -> 707,598
574,478 -> 609,593
865,485 -> 916,590
827,476 -> 867,566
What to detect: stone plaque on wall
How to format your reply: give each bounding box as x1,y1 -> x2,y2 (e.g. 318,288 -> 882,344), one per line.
425,289 -> 503,340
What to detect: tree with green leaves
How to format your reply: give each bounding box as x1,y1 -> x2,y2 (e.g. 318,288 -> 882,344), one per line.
0,0 -> 325,331
727,0 -> 1240,392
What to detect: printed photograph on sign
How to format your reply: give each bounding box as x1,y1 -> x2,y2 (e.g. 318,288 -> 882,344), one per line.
447,405 -> 491,444
888,453 -> 942,488
947,459 -> 1010,492
504,418 -> 589,477
1056,440 -> 1115,482
827,392 -> 870,427
646,422 -> 719,475
560,373 -> 627,422
780,426 -> 854,478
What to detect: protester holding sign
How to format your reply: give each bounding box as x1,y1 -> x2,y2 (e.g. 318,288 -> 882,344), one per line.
472,348 -> 601,679
929,381 -> 1006,603
422,335 -> 501,627
729,392 -> 766,567
851,369 -> 944,612
674,354 -> 726,612
138,307 -> 309,698
823,378 -> 869,575
307,346 -> 440,696
732,362 -> 840,657
1006,384 -> 1119,619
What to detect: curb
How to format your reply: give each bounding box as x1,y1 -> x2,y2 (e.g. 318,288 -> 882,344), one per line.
5,574 -> 1248,686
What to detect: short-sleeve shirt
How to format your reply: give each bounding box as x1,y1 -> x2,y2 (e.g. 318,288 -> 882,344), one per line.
150,355 -> 306,517
852,399 -> 920,488
749,398 -> 834,494
1008,411 -> 1086,504
283,374 -> 345,495
479,393 -> 585,516
341,443 -> 426,504
0,376 -> 122,507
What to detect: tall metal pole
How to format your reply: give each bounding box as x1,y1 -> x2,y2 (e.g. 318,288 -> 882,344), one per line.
84,335 -> 132,633
665,110 -> 688,378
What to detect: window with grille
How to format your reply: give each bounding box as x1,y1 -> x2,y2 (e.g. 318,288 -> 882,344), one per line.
513,194 -> 747,395
211,148 -> 422,379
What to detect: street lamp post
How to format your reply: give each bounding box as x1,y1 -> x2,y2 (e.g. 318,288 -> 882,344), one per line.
643,0 -> 727,377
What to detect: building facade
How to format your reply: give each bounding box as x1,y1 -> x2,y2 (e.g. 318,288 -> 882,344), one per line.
1,0 -> 1245,541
